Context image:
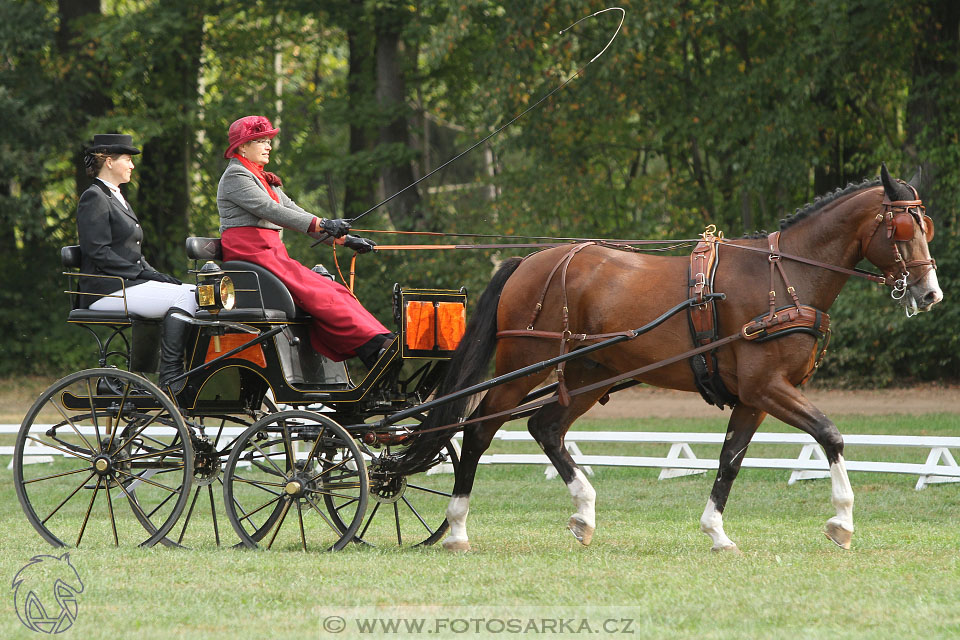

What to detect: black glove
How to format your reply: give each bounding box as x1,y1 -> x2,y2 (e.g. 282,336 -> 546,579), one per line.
320,217 -> 352,239
342,234 -> 377,254
141,270 -> 182,286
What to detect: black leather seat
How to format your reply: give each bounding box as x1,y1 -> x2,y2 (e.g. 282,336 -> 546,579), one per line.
61,245 -> 147,321
186,237 -> 309,321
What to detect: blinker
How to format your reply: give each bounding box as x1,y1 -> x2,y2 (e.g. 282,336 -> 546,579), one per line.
888,210 -> 934,244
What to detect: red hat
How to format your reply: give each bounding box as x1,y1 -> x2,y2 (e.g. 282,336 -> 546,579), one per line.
224,115 -> 279,158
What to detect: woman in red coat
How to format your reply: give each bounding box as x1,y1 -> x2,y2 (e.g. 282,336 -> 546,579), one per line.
216,116 -> 392,367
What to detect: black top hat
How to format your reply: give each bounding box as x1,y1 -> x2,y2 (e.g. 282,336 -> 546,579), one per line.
86,133 -> 141,155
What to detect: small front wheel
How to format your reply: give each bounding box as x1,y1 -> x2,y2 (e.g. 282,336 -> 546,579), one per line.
222,410 -> 368,551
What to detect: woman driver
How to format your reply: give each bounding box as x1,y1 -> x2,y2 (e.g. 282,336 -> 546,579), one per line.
216,115 -> 393,367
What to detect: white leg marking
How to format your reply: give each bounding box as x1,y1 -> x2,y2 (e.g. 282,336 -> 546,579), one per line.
442,495 -> 471,551
700,498 -> 738,552
825,455 -> 854,549
566,468 -> 596,546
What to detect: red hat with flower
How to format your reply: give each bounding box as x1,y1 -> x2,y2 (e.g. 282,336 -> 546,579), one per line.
223,115 -> 280,158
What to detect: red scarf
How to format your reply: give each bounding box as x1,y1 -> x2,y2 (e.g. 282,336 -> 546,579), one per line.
232,154 -> 283,203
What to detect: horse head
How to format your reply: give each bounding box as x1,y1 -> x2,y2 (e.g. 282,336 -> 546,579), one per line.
862,164 -> 943,316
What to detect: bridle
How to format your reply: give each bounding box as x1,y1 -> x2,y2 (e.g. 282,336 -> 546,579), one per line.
861,183 -> 936,304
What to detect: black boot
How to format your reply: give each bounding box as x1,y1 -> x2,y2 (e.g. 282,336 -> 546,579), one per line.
158,307 -> 191,392
355,333 -> 395,369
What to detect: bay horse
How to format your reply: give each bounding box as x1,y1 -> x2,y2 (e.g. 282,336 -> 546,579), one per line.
396,165 -> 942,552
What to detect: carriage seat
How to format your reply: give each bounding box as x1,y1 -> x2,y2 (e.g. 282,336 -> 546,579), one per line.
185,237 -> 309,321
61,245 -> 148,322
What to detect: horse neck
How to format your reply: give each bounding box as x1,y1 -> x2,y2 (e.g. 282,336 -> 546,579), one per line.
776,186 -> 883,312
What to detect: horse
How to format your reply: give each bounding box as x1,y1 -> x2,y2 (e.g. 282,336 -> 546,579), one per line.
395,165 -> 942,553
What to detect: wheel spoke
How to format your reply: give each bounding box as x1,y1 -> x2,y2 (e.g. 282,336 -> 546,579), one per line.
237,494 -> 283,524
113,467 -> 183,494
250,439 -> 287,477
178,486 -> 202,545
85,378 -> 102,446
297,500 -> 307,552
112,409 -> 165,454
393,502 -> 402,546
49,402 -> 97,454
22,466 -> 92,486
266,498 -> 293,550
404,483 -> 453,498
146,489 -> 178,519
281,421 -> 295,472
232,475 -> 285,492
401,495 -> 434,534
358,501 -> 382,539
105,481 -> 119,546
208,484 -> 221,546
40,471 -> 96,525
303,494 -> 344,537
76,475 -> 102,548
114,445 -> 185,464
106,381 -> 134,452
26,435 -> 92,462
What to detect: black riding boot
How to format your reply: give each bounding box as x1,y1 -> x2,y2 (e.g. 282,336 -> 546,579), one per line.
355,333 -> 395,369
158,307 -> 191,391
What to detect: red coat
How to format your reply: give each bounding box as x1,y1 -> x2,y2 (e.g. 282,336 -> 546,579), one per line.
221,226 -> 388,361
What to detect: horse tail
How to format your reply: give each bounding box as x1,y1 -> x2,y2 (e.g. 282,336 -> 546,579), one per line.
394,257 -> 524,474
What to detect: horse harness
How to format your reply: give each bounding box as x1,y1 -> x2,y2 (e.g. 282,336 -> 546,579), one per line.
495,190 -> 932,407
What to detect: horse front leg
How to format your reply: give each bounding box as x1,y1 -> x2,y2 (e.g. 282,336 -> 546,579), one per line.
742,378 -> 854,549
700,404 -> 767,552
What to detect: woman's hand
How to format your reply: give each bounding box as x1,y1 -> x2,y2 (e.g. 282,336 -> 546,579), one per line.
342,235 -> 377,254
141,270 -> 183,286
319,217 -> 351,238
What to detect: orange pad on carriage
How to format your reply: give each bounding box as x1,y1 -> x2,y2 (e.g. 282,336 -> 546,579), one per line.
436,302 -> 466,350
405,301 -> 436,350
205,333 -> 267,368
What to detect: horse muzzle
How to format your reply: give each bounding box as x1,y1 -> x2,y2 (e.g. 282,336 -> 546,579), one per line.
901,269 -> 943,316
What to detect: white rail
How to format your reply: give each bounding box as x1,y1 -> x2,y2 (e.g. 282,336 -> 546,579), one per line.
3,425 -> 958,491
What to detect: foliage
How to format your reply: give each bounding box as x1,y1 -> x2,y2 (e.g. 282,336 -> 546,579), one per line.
0,0 -> 957,385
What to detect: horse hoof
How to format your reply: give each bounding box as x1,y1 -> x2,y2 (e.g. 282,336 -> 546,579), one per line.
442,538 -> 471,552
568,515 -> 595,546
824,520 -> 853,550
710,543 -> 741,554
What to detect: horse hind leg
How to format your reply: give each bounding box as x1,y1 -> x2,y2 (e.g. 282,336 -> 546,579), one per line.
442,377 -> 545,552
700,404 -> 767,553
526,366 -> 614,547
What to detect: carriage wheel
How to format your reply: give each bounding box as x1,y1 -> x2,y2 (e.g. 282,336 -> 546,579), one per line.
222,410 -> 368,551
13,369 -> 193,548
324,438 -> 459,547
145,397 -> 280,549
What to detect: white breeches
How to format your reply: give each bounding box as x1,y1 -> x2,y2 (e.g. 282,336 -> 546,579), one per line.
89,281 -> 197,318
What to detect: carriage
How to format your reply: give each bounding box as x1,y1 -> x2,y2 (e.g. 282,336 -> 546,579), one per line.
12,236 -> 469,550
11,166 -> 943,553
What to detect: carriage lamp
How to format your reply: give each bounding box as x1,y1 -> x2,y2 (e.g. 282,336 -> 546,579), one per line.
195,261 -> 236,313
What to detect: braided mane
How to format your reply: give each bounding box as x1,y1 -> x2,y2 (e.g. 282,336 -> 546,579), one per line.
779,177 -> 879,231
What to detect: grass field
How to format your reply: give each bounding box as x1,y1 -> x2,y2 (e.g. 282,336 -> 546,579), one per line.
1,411 -> 959,639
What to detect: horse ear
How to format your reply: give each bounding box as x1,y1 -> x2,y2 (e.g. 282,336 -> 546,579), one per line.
908,166 -> 922,189
880,163 -> 897,198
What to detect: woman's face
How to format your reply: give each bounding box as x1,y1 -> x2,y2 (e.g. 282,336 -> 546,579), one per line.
239,138 -> 273,166
103,154 -> 135,185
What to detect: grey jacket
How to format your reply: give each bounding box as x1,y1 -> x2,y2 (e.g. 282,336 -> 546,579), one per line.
217,159 -> 316,233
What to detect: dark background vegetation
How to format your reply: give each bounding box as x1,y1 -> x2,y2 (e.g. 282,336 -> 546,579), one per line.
1,0 -> 957,386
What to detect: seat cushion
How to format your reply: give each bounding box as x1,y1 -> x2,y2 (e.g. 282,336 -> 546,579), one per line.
195,308 -> 294,322
68,309 -> 146,323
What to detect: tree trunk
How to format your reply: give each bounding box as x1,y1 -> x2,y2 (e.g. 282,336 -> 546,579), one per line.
375,11 -> 422,230
343,22 -> 377,218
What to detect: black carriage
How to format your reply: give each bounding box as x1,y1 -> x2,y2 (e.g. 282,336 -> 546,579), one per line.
12,237 -> 467,550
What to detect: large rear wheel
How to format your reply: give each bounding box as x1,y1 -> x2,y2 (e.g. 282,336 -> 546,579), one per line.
13,369 -> 193,548
222,410 -> 368,551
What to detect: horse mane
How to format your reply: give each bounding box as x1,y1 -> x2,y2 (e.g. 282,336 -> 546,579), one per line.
778,177 -> 880,231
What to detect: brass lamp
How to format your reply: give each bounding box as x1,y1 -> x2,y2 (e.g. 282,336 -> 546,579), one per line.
195,261 -> 236,313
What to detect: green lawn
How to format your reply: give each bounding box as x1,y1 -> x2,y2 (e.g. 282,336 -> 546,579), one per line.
1,413 -> 959,639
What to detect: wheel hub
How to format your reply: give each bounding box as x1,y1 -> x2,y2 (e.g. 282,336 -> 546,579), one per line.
92,455 -> 113,476
368,460 -> 407,504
